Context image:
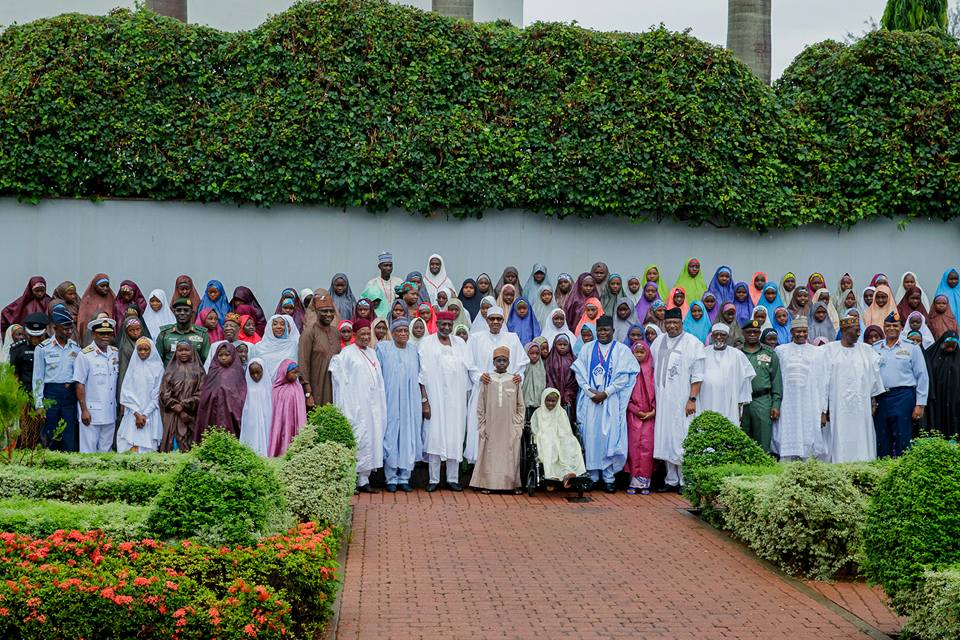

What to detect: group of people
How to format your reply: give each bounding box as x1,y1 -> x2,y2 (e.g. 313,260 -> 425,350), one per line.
2,255 -> 958,495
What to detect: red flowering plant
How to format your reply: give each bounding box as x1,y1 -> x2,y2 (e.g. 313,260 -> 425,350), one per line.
0,523 -> 339,639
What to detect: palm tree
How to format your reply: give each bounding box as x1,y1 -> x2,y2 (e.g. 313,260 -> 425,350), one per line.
432,0 -> 474,21
727,0 -> 772,85
881,0 -> 947,31
146,0 -> 187,22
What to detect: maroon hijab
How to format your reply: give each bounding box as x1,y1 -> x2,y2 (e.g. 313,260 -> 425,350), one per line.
77,274 -> 116,345
274,288 -> 306,332
928,295 -> 959,340
2,276 -> 50,335
563,272 -> 595,329
113,279 -> 147,322
545,334 -> 578,407
231,286 -> 266,335
195,342 -> 247,441
897,286 -> 928,321
171,275 -> 201,311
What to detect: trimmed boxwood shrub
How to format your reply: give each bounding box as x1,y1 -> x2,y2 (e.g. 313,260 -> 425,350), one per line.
306,404 -> 357,449
281,433 -> 356,530
902,566 -> 960,640
0,466 -> 168,504
863,438 -> 960,612
145,430 -> 289,545
681,410 -> 775,512
31,451 -> 183,473
0,498 -> 150,538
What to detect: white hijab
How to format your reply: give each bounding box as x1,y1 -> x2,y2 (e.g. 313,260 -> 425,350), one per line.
470,296 -> 497,332
119,338 -> 164,415
895,271 -> 931,310
0,325 -> 20,364
239,357 -> 272,456
900,311 -> 935,349
251,314 -> 300,379
143,289 -> 176,339
423,253 -> 454,305
540,308 -> 570,345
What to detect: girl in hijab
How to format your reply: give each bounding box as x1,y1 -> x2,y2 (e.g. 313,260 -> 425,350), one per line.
861,286 -> 876,313
673,258 -> 708,302
928,295 -> 959,340
494,266 -> 522,298
644,324 -> 663,347
269,359 -> 307,457
546,333 -> 578,411
756,283 -> 786,321
409,317 -> 428,346
701,292 -> 720,323
625,340 -> 656,495
455,324 -> 470,342
160,340 -> 206,452
780,272 -> 798,298
1,276 -> 50,337
787,287 -> 811,320
612,297 -> 636,343
0,325 -> 23,364
48,281 -> 79,323
508,297 -> 541,344
935,268 -> 960,316
530,284 -> 559,330
761,327 -> 780,348
897,286 -> 929,321
666,287 -> 689,317
563,273 -> 596,329
623,324 -> 646,348
707,266 -> 736,305
416,303 -> 438,334
471,296 -> 497,333
896,271 -> 930,310
807,302 -> 835,344
541,308 -> 570,344
370,317 -> 391,349
811,289 -> 840,328
749,272 -> 768,305
423,254 -> 455,304
231,286 -> 267,335
274,288 -> 306,331
252,314 -> 301,380
871,273 -> 890,288
600,274 -> 623,317
863,325 -> 885,346
404,271 -> 431,305
901,311 -> 935,349
476,273 -> 494,299
923,331 -> 960,438
522,341 -> 548,416
329,273 -> 356,322
77,274 -> 116,345
573,323 -> 595,357
116,317 -> 146,411
196,342 -> 247,440
172,275 -> 201,312
198,308 -> 224,344
530,388 -> 586,487
732,282 -> 754,327
554,273 -> 574,310
458,278 -> 481,319
648,301 -> 667,331
240,358 -> 271,456
338,320 -> 355,349
113,280 -> 147,322
752,306 -> 772,330
683,301 -> 712,344
196,280 -> 231,328
633,282 -> 662,331
497,284 -> 519,323
624,276 -> 643,309
116,337 -> 164,453
354,298 -> 376,324
523,264 -> 552,301
806,273 -> 826,296
718,303 -> 745,348
836,288 -> 859,319
573,298 -> 604,336
833,273 -> 854,313
863,284 -> 897,328
236,315 -> 262,345
642,264 -> 669,301
143,289 -> 176,339
590,262 -> 611,300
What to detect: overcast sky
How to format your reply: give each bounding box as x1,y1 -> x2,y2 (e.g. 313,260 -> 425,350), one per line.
524,0 -> 888,79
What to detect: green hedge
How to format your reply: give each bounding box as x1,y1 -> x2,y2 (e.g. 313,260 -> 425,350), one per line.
306,404 -> 358,450
0,498 -> 150,538
30,451 -> 183,473
281,427 -> 356,530
0,466 -> 168,505
3,0 -> 956,229
903,566 -> 960,640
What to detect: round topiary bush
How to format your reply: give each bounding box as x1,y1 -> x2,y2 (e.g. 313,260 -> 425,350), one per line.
281,437 -> 356,530
863,438 -> 960,612
145,430 -> 288,545
306,404 -> 357,449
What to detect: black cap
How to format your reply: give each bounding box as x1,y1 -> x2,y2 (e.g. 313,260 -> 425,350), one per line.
664,308 -> 682,321
23,313 -> 50,336
596,316 -> 614,329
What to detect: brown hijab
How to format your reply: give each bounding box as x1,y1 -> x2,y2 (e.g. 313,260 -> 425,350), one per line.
77,274 -> 116,344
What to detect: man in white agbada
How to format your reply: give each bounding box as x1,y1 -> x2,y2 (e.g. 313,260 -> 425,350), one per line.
464,306 -> 528,463
699,323 -> 754,424
820,314 -> 885,463
116,337 -> 164,453
419,313 -> 478,491
330,319 -> 387,492
571,315 -> 640,492
774,316 -> 828,461
651,307 -> 705,490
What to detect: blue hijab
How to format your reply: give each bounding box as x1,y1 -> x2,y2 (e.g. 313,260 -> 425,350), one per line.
935,268 -> 960,316
756,283 -> 786,320
574,323 -> 595,357
197,279 -> 231,327
622,322 -> 646,347
707,266 -> 737,305
682,301 -> 712,344
507,296 -> 541,344
733,281 -> 755,327
772,306 -> 792,344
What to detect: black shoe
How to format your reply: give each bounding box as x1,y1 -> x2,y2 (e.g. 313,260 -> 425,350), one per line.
591,480 -> 604,491
426,483 -> 439,493
604,482 -> 616,494
399,483 -> 413,493
655,484 -> 678,493
449,482 -> 463,492
358,485 -> 380,494
386,484 -> 397,493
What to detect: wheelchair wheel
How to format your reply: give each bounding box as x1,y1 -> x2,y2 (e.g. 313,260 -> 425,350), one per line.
526,467 -> 537,496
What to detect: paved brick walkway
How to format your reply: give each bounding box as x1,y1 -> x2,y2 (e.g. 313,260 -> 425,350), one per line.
337,491 -> 886,639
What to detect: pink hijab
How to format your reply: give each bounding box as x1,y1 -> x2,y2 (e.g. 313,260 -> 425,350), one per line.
268,358 -> 306,457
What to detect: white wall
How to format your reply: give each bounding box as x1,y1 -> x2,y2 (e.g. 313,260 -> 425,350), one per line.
2,198 -> 956,310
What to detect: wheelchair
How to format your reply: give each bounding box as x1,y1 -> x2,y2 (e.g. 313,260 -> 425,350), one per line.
520,403 -> 593,497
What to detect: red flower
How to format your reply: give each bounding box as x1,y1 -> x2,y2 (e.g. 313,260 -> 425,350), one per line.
243,623 -> 257,637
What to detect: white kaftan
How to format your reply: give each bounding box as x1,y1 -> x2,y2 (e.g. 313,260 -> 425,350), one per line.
774,342 -> 827,460
651,332 -> 705,465
330,344 -> 387,474
820,341 -> 885,463
418,334 -> 477,462
699,347 -> 755,424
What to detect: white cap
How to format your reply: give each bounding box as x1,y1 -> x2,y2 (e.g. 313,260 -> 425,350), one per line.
711,322 -> 730,334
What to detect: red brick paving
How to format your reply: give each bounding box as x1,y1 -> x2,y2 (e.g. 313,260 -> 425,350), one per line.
806,582 -> 905,636
337,491 -> 883,639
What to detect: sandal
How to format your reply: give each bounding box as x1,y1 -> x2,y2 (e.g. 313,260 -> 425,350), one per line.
640,488 -> 651,495
481,489 -> 492,495
626,487 -> 638,495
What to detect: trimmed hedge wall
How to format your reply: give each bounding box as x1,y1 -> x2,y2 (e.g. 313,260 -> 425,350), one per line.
2,0 -> 958,230
0,466 -> 167,504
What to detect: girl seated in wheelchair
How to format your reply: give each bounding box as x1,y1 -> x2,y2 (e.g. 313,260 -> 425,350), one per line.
530,388 -> 587,489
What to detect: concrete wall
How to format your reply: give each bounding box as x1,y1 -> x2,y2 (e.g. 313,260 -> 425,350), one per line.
2,198 -> 957,311
0,0 -> 521,28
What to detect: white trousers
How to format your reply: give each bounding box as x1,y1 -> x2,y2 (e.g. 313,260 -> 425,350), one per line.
428,455 -> 460,484
357,470 -> 371,487
664,461 -> 684,487
80,422 -> 115,454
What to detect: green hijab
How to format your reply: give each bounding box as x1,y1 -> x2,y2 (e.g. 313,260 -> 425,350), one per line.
672,258 -> 708,303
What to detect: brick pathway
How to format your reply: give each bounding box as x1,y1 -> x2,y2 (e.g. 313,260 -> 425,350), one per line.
336,491 -> 886,639
806,582 -> 905,637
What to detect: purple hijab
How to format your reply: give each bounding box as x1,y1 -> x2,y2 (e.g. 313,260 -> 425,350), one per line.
195,342 -> 247,441
633,281 -> 662,327
733,281 -> 755,327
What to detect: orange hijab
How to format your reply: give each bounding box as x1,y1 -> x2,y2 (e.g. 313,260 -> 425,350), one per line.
574,297 -> 604,336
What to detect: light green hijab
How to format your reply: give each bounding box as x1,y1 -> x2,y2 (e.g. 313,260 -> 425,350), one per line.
672,258 -> 708,303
